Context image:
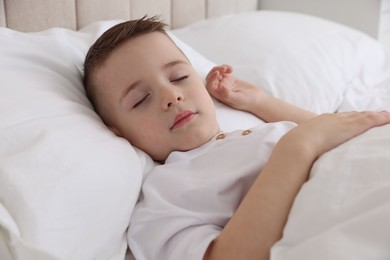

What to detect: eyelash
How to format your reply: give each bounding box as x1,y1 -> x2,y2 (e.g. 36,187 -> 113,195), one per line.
171,75 -> 189,83
133,93 -> 150,108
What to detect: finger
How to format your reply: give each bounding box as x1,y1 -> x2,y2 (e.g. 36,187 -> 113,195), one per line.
206,70 -> 219,81
217,64 -> 233,75
360,110 -> 390,126
205,71 -> 220,91
334,111 -> 390,136
206,66 -> 221,81
222,64 -> 233,74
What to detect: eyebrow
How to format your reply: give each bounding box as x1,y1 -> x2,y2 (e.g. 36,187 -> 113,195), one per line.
120,59 -> 188,101
163,59 -> 188,69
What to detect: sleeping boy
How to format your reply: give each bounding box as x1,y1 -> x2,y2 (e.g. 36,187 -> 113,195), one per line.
83,16 -> 390,260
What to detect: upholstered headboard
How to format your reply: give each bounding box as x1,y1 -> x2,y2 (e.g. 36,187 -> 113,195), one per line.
0,0 -> 258,31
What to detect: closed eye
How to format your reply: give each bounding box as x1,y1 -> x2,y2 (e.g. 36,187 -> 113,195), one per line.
170,75 -> 189,83
133,93 -> 150,108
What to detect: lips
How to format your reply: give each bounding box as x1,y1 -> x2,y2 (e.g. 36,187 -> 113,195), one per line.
171,110 -> 197,130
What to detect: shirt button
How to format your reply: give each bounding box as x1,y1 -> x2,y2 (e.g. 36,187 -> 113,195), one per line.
216,133 -> 225,140
241,130 -> 252,136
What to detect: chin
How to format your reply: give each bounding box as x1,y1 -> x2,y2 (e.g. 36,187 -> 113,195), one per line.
186,128 -> 217,149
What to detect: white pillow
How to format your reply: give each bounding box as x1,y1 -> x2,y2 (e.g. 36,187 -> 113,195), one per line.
0,21 -> 147,259
172,10 -> 390,114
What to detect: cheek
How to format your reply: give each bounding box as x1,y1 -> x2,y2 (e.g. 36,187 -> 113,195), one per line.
130,125 -> 168,157
122,116 -> 164,143
194,88 -> 215,108
188,80 -> 208,98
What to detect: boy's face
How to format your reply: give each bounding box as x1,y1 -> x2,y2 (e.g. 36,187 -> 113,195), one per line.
94,32 -> 220,161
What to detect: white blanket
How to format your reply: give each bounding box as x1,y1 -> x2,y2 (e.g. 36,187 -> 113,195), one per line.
272,123 -> 390,259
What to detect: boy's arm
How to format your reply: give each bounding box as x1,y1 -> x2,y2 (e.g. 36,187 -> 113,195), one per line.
251,92 -> 317,123
206,65 -> 317,124
204,111 -> 390,260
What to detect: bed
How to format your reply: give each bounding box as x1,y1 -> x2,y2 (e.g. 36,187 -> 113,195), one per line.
1,0 -> 389,259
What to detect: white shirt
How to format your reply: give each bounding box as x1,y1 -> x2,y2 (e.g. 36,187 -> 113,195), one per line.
128,121 -> 296,260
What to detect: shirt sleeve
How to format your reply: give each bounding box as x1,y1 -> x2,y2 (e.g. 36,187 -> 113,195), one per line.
128,198 -> 221,260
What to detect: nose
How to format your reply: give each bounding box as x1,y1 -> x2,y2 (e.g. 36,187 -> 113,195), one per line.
161,87 -> 183,110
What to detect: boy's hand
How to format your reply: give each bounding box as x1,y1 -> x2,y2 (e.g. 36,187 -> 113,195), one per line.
205,65 -> 262,112
205,64 -> 317,123
282,111 -> 390,159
